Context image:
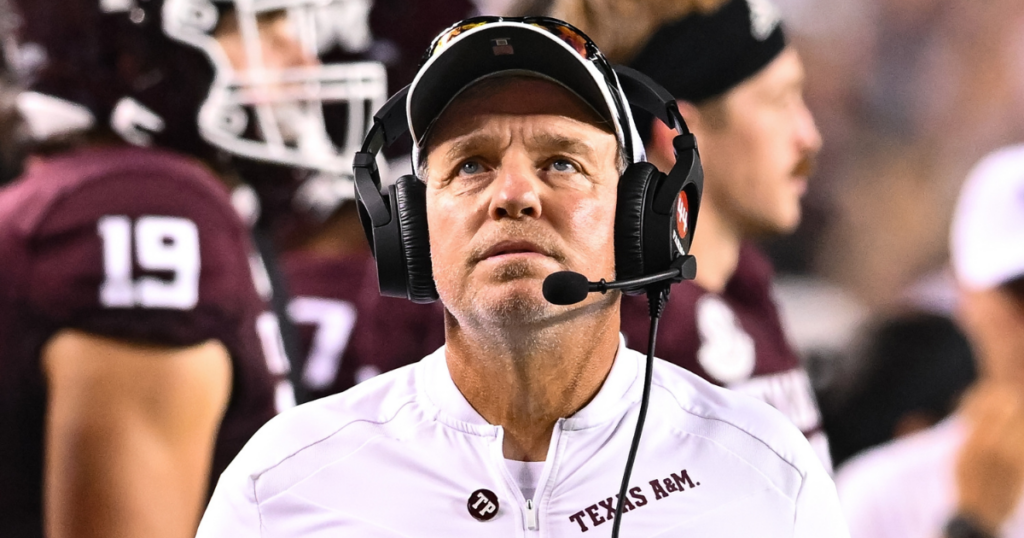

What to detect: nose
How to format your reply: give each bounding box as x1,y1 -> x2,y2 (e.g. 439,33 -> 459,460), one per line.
796,99 -> 822,154
489,158 -> 542,221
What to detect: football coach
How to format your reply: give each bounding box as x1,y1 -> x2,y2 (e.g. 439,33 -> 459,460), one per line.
196,16 -> 847,537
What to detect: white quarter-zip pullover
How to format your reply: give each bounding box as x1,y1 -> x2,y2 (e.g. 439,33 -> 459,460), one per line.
197,338 -> 848,537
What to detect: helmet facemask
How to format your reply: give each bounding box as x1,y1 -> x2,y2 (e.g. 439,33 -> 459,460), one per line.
163,0 -> 388,180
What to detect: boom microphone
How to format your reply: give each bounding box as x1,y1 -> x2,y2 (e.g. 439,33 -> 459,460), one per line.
541,272 -> 590,305
542,256 -> 697,306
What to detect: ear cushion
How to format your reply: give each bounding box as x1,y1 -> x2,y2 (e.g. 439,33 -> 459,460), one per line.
615,162 -> 661,282
393,175 -> 438,303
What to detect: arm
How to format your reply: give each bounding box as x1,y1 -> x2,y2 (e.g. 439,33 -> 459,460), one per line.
949,382 -> 1024,538
43,329 -> 232,538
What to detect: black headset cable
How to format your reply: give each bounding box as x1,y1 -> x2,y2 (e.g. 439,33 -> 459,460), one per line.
611,285 -> 670,538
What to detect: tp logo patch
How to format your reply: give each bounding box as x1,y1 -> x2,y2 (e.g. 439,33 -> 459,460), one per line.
468,489 -> 499,521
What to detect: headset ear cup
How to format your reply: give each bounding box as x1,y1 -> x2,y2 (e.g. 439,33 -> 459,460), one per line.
393,175 -> 438,303
615,162 -> 661,282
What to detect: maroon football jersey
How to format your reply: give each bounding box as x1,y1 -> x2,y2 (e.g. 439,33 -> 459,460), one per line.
621,242 -> 831,469
283,250 -> 445,400
0,146 -> 291,538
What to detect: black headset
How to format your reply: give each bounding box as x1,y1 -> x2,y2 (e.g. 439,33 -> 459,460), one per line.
352,65 -> 703,304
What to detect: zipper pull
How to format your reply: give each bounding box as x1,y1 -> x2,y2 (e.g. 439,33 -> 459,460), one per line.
525,498 -> 538,531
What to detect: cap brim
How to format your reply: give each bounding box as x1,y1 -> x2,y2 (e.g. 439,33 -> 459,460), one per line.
408,23 -> 617,148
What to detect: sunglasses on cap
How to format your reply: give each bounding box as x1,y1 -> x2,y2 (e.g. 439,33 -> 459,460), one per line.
422,16 -> 601,64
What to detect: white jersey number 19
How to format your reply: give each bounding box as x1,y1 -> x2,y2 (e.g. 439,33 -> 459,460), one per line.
97,215 -> 200,310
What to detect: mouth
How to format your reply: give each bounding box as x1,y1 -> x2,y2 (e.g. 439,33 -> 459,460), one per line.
477,240 -> 551,262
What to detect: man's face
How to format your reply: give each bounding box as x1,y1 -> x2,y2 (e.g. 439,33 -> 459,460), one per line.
695,47 -> 821,236
424,77 -> 621,326
959,283 -> 1024,387
214,10 -> 316,74
214,9 -> 332,148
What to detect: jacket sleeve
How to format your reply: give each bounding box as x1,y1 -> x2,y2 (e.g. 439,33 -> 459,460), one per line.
793,458 -> 851,538
196,464 -> 264,538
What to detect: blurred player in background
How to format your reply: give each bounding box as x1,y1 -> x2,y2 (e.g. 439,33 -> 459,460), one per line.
554,0 -> 830,467
0,0 -> 374,535
837,146 -> 1024,538
259,0 -> 475,400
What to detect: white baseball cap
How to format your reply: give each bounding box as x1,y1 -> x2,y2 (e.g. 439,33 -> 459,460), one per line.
950,144 -> 1024,290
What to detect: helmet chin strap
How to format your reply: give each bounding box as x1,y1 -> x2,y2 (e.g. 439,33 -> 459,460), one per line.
18,92 -> 169,148
110,97 -> 166,146
292,171 -> 357,223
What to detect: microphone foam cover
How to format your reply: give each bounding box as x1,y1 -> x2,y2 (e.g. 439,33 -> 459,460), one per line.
543,271 -> 590,305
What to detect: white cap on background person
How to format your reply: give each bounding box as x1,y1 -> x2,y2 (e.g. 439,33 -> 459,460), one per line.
950,144 -> 1024,290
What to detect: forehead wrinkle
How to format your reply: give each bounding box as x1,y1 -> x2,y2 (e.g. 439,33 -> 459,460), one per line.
528,131 -> 601,163
781,64 -> 806,93
431,108 -> 617,172
766,51 -> 806,97
443,131 -> 512,163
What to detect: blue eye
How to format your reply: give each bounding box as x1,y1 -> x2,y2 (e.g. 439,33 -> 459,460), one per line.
551,159 -> 576,172
461,161 -> 482,175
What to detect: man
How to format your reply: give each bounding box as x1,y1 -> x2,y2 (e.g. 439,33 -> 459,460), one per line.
556,0 -> 830,467
0,1 -> 368,536
836,146 -> 1024,538
197,17 -> 845,537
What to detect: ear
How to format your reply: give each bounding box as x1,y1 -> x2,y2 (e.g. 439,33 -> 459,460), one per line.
647,119 -> 676,173
676,100 -> 702,132
647,100 -> 701,173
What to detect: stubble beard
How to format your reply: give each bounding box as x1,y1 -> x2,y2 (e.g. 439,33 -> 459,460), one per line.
436,257 -> 555,336
475,258 -> 551,328
437,259 -> 619,363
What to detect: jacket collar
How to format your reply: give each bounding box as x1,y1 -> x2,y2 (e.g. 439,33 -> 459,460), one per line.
415,334 -> 643,435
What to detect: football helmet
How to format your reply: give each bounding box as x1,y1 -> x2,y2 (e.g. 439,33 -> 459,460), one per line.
234,0 -> 477,232
9,0 -> 387,178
